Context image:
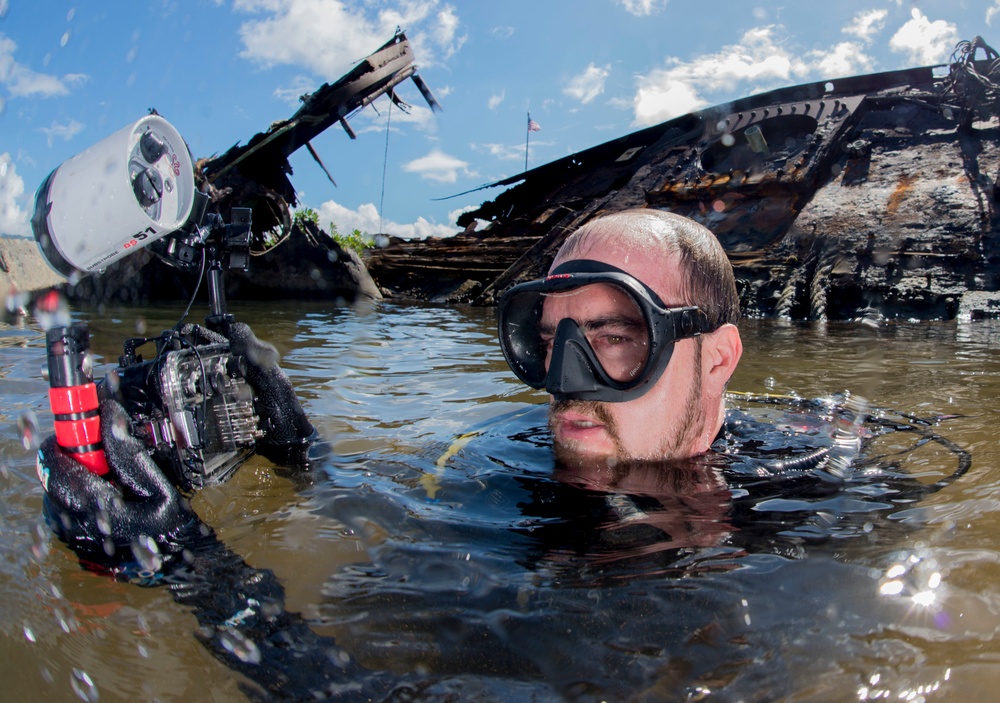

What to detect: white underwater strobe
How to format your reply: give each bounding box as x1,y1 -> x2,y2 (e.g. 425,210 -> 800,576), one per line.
32,115 -> 196,277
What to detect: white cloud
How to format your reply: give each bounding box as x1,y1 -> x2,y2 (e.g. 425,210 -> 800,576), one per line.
808,41 -> 874,79
471,141 -> 528,161
431,5 -> 466,60
0,33 -> 81,98
317,198 -> 459,239
888,9 -> 958,65
38,119 -> 85,147
0,154 -> 30,236
447,204 -> 478,223
234,0 -> 465,80
843,9 -> 887,43
564,63 -> 610,104
491,26 -> 514,39
272,74 -> 317,106
630,24 -> 886,127
990,2 -> 1000,26
616,0 -> 667,16
402,148 -> 474,183
632,26 -> 806,126
487,90 -> 505,111
633,79 -> 704,126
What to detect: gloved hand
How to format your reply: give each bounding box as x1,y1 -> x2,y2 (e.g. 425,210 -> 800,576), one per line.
197,319 -> 320,467
37,398 -> 203,563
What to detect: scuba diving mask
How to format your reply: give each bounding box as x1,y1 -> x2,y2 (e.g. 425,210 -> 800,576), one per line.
497,259 -> 715,402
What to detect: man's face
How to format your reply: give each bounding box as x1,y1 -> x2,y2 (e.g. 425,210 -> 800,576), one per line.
543,246 -> 708,464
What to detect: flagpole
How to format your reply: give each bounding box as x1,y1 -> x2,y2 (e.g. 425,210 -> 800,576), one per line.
525,112 -> 540,172
525,111 -> 530,172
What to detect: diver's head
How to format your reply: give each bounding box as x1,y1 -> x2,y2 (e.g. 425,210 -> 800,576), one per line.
498,209 -> 743,464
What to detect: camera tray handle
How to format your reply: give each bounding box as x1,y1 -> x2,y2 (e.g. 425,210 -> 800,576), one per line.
204,206 -> 252,334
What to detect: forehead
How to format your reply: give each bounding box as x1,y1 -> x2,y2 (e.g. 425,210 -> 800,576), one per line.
551,239 -> 687,306
539,281 -> 641,322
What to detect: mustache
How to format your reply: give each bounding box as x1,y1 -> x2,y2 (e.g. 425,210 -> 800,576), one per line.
550,399 -> 615,427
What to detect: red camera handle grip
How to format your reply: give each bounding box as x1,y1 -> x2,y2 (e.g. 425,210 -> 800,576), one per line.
46,325 -> 110,476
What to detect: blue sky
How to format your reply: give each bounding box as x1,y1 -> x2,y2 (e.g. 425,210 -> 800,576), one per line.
1,1 -> 996,241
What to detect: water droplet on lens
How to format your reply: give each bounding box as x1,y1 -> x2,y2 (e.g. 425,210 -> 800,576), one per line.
5,288 -> 28,316
81,352 -> 94,378
104,371 -> 121,394
18,411 -> 40,450
131,535 -> 163,572
218,628 -> 262,664
96,509 -> 111,536
32,522 -> 51,559
70,668 -> 99,702
33,291 -> 71,330
111,412 -> 130,440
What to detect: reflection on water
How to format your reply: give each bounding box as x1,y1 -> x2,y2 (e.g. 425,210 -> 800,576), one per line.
3,302 -> 1000,701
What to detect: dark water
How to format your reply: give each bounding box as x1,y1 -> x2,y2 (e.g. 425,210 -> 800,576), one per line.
3,300 -> 1000,701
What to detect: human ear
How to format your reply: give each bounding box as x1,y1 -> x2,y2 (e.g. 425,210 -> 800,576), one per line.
702,323 -> 743,394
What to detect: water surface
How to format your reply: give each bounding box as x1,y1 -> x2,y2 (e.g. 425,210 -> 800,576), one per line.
2,301 -> 999,701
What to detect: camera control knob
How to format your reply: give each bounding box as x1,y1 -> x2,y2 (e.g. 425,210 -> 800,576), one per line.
132,167 -> 163,208
138,129 -> 167,163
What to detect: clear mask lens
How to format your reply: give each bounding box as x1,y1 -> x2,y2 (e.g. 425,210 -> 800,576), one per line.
539,284 -> 650,384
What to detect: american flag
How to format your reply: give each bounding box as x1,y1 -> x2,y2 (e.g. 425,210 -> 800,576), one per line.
527,114 -> 541,132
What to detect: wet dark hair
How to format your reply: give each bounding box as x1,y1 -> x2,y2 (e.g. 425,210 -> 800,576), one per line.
555,208 -> 740,329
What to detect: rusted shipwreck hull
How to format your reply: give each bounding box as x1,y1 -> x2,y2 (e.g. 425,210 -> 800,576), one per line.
369,39 -> 1000,321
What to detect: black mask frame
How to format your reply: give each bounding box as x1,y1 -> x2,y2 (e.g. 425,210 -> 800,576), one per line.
497,259 -> 715,402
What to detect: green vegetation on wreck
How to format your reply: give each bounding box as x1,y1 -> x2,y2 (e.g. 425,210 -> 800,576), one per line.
293,208 -> 373,254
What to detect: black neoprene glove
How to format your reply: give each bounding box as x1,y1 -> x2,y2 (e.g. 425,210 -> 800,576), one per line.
38,401 -> 392,699
201,319 -> 319,467
37,398 -> 204,564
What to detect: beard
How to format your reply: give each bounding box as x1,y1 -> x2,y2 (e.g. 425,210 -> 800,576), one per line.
549,398 -> 622,466
549,338 -> 704,465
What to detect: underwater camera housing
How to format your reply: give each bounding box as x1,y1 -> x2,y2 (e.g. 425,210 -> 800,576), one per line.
105,331 -> 263,492
33,114 -> 264,492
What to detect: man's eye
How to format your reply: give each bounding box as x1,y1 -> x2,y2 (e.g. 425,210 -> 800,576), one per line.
596,331 -> 636,347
